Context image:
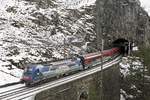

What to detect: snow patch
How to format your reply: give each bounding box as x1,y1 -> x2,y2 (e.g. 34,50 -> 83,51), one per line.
0,60 -> 23,85
132,46 -> 138,51
0,0 -> 16,10
58,0 -> 96,9
140,0 -> 150,15
0,71 -> 20,85
120,94 -> 126,100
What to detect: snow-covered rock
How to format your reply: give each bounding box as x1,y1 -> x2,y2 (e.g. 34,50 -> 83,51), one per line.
58,0 -> 96,9
140,0 -> 150,16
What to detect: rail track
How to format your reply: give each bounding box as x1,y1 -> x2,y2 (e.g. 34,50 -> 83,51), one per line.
0,55 -> 122,100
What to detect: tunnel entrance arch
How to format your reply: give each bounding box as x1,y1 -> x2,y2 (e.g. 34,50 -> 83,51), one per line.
78,91 -> 89,100
112,38 -> 130,55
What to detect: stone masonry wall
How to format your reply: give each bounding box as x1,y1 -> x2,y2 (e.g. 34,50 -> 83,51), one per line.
35,64 -> 120,100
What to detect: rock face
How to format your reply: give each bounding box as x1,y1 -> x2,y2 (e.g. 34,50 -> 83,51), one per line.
96,0 -> 150,48
0,0 -> 96,66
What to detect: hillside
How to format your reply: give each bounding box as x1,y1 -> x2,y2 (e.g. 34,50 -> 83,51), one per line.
0,0 -> 96,85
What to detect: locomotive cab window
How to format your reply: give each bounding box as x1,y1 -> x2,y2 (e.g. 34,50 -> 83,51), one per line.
36,69 -> 40,75
23,67 -> 33,76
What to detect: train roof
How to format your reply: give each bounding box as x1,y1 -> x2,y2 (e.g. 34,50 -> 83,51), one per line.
25,58 -> 76,69
83,51 -> 101,57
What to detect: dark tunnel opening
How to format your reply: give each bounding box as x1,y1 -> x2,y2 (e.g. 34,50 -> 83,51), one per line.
79,91 -> 88,100
112,38 -> 130,55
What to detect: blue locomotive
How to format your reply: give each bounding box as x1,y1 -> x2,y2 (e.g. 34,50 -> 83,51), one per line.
21,58 -> 83,86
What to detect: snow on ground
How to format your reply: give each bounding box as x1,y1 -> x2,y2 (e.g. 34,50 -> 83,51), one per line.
132,46 -> 138,51
140,0 -> 150,15
0,71 -> 20,85
58,0 -> 96,9
119,57 -> 130,76
0,60 -> 23,77
120,89 -> 134,100
120,94 -> 126,100
119,56 -> 143,76
0,0 -> 16,10
0,60 -> 23,85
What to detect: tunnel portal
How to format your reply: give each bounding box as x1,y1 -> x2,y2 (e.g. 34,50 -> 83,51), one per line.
112,38 -> 131,55
79,91 -> 89,100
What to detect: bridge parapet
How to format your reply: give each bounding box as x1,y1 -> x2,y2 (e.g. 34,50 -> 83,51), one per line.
35,63 -> 120,100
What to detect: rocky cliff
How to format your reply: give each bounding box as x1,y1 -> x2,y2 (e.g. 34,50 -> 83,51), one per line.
0,0 -> 96,66
96,0 -> 150,48
0,0 -> 96,84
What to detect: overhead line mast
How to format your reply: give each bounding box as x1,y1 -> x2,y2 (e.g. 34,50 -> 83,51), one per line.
100,39 -> 104,100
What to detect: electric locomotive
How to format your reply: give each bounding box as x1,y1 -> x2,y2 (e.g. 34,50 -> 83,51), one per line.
21,58 -> 83,86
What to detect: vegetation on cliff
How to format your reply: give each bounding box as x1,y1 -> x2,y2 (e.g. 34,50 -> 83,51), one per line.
120,47 -> 150,100
134,47 -> 150,75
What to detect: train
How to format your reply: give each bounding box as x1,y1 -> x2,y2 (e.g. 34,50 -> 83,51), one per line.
21,47 -> 121,86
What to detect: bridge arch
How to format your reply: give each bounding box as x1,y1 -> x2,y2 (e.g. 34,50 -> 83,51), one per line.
78,90 -> 89,100
112,38 -> 130,55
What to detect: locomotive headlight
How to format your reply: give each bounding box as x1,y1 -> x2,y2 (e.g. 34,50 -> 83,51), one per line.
23,76 -> 32,80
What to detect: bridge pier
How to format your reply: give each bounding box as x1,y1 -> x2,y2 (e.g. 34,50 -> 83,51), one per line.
35,64 -> 120,100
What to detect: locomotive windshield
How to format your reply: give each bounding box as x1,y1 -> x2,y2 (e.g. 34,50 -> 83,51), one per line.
24,66 -> 33,75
